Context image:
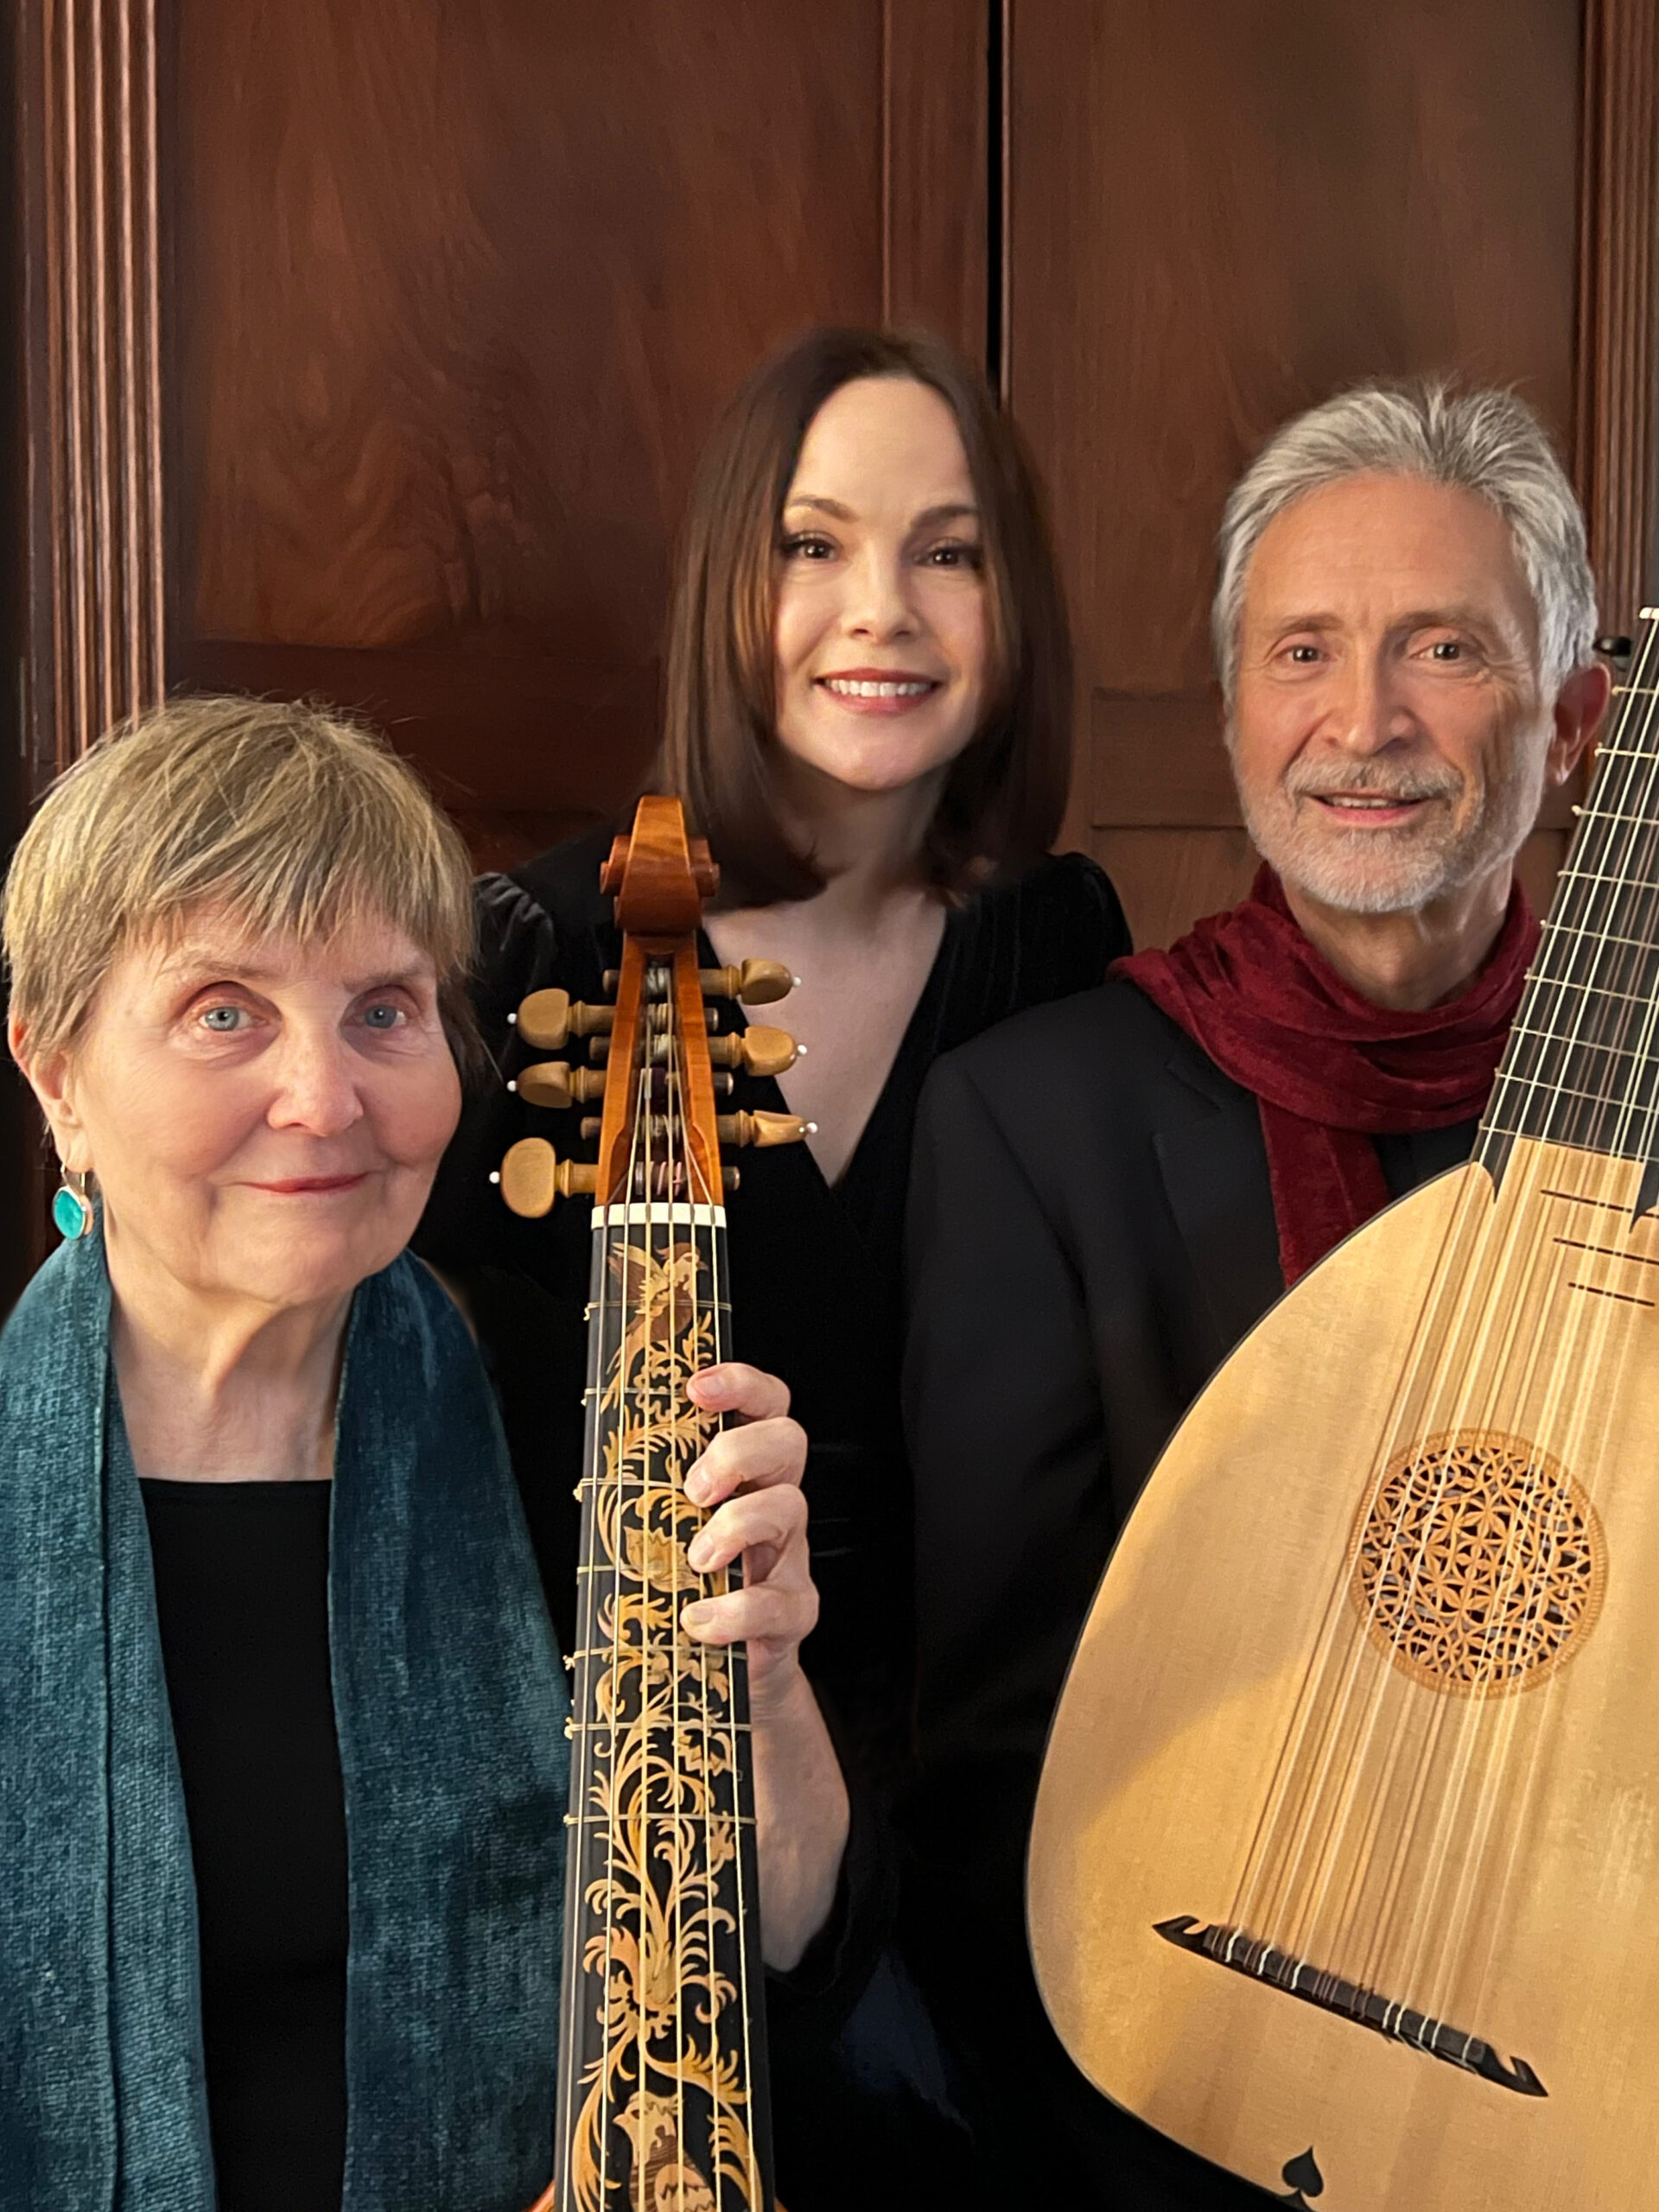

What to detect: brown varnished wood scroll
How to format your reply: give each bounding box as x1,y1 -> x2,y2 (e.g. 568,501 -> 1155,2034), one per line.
593,795 -> 722,1211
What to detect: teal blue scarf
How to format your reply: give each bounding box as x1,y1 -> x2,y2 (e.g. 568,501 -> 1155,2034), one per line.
0,1232 -> 570,2211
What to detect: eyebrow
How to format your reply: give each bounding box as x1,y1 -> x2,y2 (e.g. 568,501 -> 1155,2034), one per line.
159,952 -> 433,995
783,495 -> 981,530
1264,603 -> 1503,636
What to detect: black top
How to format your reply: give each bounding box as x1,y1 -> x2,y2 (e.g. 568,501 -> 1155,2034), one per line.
416,826 -> 1131,1787
904,980 -> 1481,2210
141,1478 -> 347,2212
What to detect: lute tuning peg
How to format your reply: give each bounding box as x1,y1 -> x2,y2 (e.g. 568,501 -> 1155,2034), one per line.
510,1061 -> 607,1111
601,957 -> 796,1005
717,1110 -> 813,1149
707,1025 -> 800,1077
493,1137 -> 598,1217
512,988 -> 614,1052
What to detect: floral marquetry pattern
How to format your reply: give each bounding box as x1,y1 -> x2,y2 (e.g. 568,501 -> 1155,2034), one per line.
1350,1431 -> 1606,1696
557,1220 -> 769,2212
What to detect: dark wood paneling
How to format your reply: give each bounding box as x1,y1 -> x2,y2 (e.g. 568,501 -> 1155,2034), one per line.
1575,0 -> 1659,630
18,0 -> 167,790
168,0 -> 988,853
1008,0 -> 1591,945
11,0 -> 169,1300
885,0 -> 988,345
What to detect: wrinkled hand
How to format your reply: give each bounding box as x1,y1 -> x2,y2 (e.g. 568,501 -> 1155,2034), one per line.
679,1361 -> 847,1965
679,1363 -> 816,1707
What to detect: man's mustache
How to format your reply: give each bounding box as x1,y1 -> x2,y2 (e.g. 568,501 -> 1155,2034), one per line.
1284,764 -> 1463,804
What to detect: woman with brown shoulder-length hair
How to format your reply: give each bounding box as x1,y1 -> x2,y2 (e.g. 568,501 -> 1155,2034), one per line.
416,325 -> 1129,2207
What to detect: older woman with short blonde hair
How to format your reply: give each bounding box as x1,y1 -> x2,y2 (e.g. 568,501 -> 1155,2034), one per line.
0,696 -> 835,2212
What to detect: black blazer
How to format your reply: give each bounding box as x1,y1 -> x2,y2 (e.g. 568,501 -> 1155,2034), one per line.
902,977 -> 1476,2209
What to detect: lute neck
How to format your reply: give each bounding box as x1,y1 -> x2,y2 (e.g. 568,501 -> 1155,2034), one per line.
1478,611 -> 1659,1179
555,1186 -> 773,2212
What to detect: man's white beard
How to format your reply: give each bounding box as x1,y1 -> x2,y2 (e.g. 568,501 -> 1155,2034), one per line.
1236,760 -> 1544,918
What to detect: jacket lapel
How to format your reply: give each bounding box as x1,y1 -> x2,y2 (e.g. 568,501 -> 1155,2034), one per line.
1152,1048 -> 1285,1370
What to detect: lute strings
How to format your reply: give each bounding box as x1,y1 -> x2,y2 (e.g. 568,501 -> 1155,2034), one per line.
1222,618 -> 1659,2043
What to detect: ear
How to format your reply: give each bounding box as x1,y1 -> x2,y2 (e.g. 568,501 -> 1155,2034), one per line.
1543,658 -> 1613,786
8,1014 -> 91,1171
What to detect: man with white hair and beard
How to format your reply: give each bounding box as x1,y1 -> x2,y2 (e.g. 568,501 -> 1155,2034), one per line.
901,383 -> 1613,2209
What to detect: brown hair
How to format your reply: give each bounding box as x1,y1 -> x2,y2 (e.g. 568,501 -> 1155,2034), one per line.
3,694 -> 482,1074
658,327 -> 1073,902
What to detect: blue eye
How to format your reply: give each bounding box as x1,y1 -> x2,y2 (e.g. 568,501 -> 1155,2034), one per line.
200,1006 -> 245,1033
361,1003 -> 404,1031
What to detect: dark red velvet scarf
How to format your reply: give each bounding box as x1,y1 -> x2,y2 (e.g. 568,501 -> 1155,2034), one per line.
1115,867 -> 1538,1286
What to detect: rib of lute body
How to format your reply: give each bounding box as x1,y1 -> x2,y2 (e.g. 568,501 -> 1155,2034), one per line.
1029,612 -> 1659,2209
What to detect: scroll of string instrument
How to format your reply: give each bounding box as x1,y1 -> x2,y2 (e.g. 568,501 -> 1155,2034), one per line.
498,797 -> 807,2212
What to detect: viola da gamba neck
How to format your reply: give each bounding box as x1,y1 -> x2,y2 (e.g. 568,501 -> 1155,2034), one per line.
553,1196 -> 774,2212
1479,611 -> 1659,1183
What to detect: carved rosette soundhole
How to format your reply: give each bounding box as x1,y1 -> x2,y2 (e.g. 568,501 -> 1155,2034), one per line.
1350,1431 -> 1606,1696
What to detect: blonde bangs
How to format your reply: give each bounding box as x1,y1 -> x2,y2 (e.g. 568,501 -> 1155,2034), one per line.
3,696 -> 479,1067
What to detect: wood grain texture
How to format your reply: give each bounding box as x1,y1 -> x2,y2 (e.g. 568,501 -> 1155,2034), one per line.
1032,1137 -> 1659,2207
13,0 -> 168,1291
1011,0 -> 1584,938
168,0 -> 987,852
17,0 -> 167,791
883,0 -> 988,355
1574,0 -> 1659,632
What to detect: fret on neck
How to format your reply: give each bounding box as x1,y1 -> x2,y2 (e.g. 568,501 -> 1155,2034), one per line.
1478,613 -> 1659,1174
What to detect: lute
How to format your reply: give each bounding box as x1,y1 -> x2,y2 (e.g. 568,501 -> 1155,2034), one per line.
497,797 -> 806,2212
1030,613 -> 1659,2207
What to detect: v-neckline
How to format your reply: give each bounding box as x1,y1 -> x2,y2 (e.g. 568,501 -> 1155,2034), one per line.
698,902 -> 965,1208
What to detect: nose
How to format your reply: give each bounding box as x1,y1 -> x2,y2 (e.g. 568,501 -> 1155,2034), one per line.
267,1023 -> 365,1140
842,543 -> 918,643
1328,644 -> 1416,759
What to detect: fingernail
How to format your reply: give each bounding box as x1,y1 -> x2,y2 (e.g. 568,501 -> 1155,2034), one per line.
681,1601 -> 712,1632
684,1471 -> 709,1504
686,1534 -> 711,1570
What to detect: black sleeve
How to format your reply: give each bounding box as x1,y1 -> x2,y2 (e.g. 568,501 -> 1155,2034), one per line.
765,1687 -> 894,2041
899,1048 -> 1118,2164
416,874 -> 594,1652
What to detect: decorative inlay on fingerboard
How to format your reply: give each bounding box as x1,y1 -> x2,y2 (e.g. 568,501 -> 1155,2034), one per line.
1350,1432 -> 1606,1696
556,1213 -> 770,2212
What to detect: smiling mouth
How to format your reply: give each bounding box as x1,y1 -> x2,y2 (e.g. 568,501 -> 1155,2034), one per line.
1304,792 -> 1438,817
817,676 -> 938,700
246,1174 -> 370,1195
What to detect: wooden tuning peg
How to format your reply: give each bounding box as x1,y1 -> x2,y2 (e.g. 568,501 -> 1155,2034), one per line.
716,1109 -> 812,1149
512,988 -> 615,1052
493,1137 -> 598,1217
510,1061 -> 606,1110
699,958 -> 796,1006
706,1024 -> 799,1077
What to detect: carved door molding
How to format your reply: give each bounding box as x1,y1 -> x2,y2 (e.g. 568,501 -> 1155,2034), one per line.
16,0 -> 167,800
1575,0 -> 1659,632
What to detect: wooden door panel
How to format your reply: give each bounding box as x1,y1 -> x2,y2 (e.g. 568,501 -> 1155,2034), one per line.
167,0 -> 988,861
1004,0 -> 1652,950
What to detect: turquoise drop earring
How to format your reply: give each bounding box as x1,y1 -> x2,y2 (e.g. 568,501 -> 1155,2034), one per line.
52,1167 -> 94,1241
